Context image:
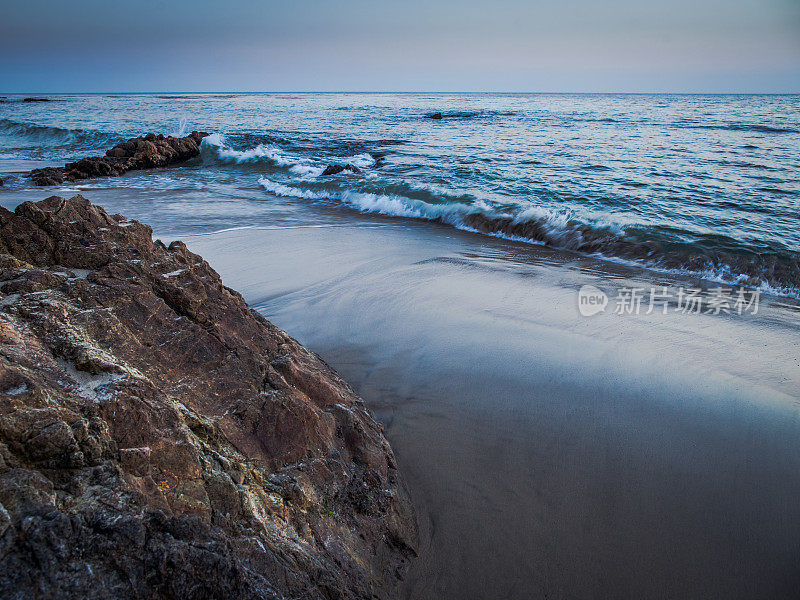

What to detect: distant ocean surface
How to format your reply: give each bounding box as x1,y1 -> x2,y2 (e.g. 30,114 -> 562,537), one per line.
1,93 -> 799,296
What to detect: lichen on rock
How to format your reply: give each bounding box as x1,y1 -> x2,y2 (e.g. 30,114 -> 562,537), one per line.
0,195 -> 417,599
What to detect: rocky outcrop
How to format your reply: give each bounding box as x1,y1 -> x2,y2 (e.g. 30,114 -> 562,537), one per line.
321,164 -> 361,176
0,195 -> 416,599
28,132 -> 209,186
425,113 -> 443,120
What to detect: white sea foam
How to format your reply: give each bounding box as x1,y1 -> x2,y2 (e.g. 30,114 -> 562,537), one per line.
347,153 -> 377,168
172,117 -> 188,137
257,176 -> 471,220
258,177 -> 329,200
202,134 -> 304,168
289,164 -> 325,177
339,190 -> 426,218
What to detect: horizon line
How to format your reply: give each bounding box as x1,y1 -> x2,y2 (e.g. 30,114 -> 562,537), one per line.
3,90 -> 800,96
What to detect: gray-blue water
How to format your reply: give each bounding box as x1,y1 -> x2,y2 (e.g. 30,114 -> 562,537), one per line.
1,92 -> 799,294
3,94 -> 800,600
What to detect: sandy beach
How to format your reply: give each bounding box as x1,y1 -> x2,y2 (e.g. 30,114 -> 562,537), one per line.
181,216 -> 800,600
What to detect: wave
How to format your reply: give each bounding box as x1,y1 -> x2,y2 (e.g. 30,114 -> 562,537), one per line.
201,133 -> 306,168
257,176 -> 800,296
201,134 -> 376,175
0,118 -> 115,146
258,176 -> 474,219
757,187 -> 797,196
680,123 -> 799,135
346,153 -> 377,168
457,213 -> 800,293
258,178 -> 329,200
725,124 -> 798,134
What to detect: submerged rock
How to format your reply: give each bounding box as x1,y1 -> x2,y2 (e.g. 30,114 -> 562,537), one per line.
425,112 -> 443,120
22,97 -> 50,102
321,164 -> 361,176
28,132 -> 209,186
0,195 -> 417,599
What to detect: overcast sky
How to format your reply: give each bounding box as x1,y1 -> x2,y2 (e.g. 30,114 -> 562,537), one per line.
1,0 -> 799,92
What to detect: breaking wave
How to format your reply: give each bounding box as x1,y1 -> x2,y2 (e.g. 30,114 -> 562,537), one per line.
202,134 -> 376,175
257,176 -> 800,296
201,133 -> 302,167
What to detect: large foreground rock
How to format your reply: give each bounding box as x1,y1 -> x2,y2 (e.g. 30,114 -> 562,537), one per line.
0,195 -> 417,599
28,132 -> 209,186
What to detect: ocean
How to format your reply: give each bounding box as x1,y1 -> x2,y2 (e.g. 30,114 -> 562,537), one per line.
3,93 -> 800,599
1,92 -> 799,296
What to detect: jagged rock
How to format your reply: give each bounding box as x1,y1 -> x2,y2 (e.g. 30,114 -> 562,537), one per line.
426,113 -> 443,120
0,195 -> 417,599
28,132 -> 209,186
26,166 -> 65,186
321,164 -> 360,176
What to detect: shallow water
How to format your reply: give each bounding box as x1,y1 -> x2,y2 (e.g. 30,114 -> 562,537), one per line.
1,92 -> 799,294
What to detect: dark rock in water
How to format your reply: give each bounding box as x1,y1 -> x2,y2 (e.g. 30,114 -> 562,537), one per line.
28,131 -> 210,186
27,167 -> 65,186
321,164 -> 361,176
22,97 -> 50,102
425,111 -> 485,120
0,195 -> 417,599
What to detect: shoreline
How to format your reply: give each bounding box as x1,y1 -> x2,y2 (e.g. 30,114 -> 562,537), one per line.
3,127 -> 800,300
4,175 -> 800,304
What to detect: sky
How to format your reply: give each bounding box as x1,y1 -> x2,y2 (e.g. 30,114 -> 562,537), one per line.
1,0 -> 799,93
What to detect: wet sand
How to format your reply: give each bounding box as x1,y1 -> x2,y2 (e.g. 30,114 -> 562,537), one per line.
183,219 -> 800,600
